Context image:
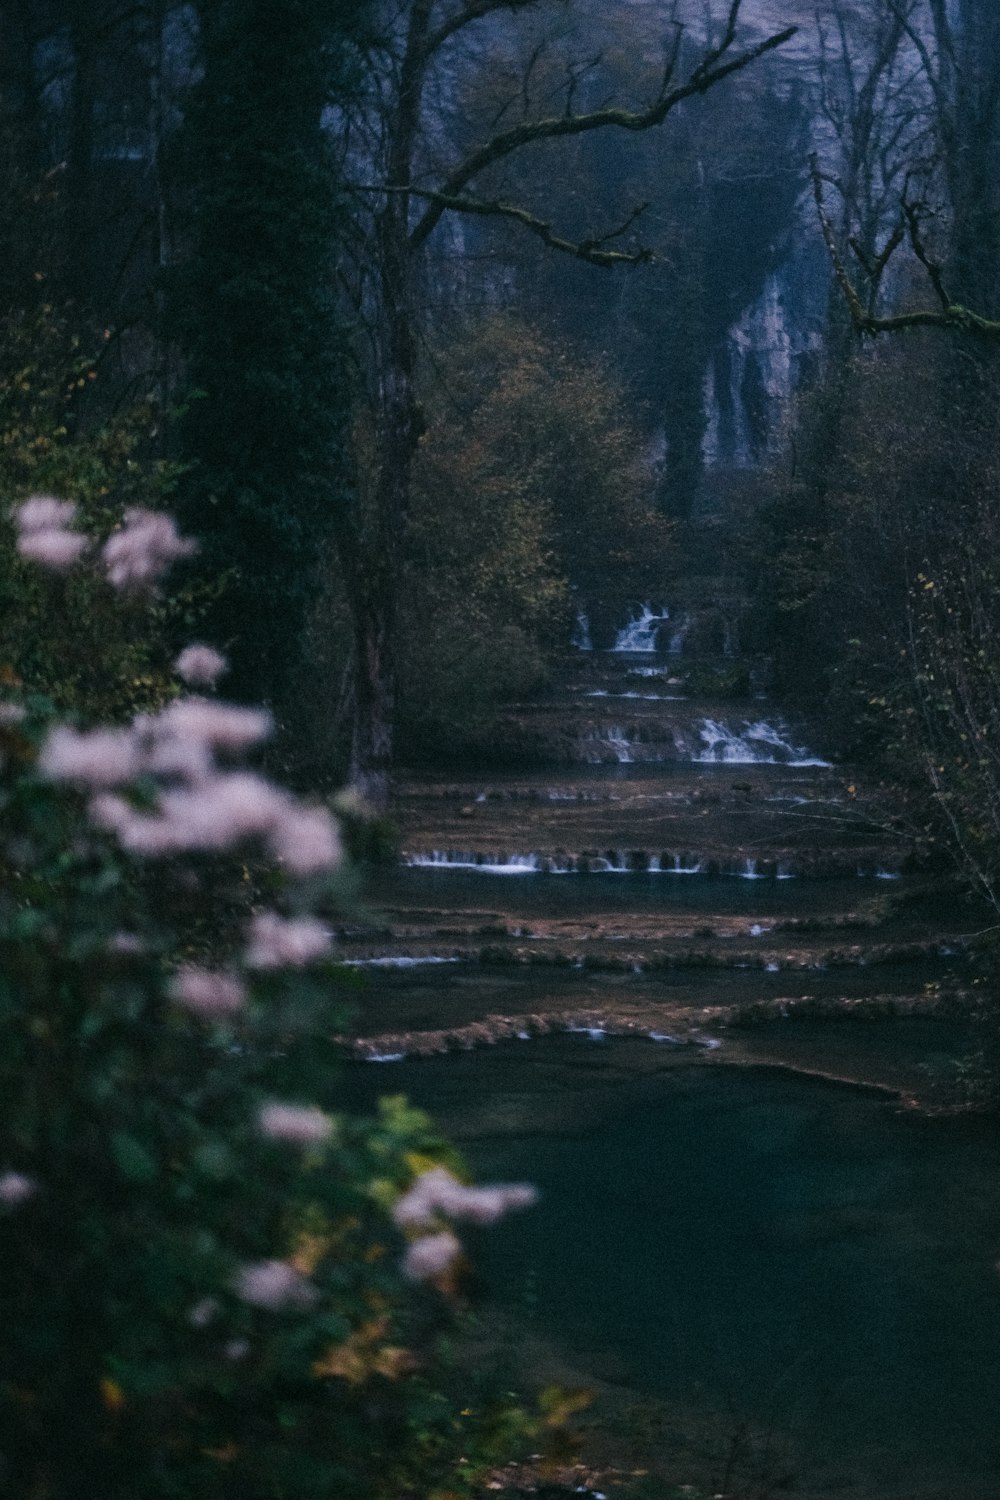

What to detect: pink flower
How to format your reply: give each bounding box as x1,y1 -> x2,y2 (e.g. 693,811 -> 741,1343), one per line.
0,1171 -> 37,1205
169,967 -> 245,1019
143,731 -> 213,785
155,699 -> 272,754
156,773 -> 287,850
102,509 -> 196,591
245,912 -> 332,968
17,528 -> 87,570
270,804 -> 342,875
188,1296 -> 221,1328
174,644 -> 229,688
401,1231 -> 462,1284
392,1167 -> 536,1230
39,725 -> 142,787
15,496 -> 77,533
258,1102 -> 333,1146
108,931 -> 146,955
233,1260 -> 318,1311
92,773 -> 289,857
0,703 -> 26,727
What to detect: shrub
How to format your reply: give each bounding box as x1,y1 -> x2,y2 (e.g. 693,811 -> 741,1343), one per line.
0,502 -> 535,1498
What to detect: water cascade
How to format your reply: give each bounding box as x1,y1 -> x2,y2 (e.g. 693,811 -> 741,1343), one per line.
613,605 -> 671,653
668,613 -> 692,656
572,610 -> 593,651
694,718 -> 831,767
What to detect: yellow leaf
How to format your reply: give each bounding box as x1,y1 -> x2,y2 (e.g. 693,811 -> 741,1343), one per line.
288,1230 -> 330,1276
312,1317 -> 416,1385
100,1377 -> 126,1413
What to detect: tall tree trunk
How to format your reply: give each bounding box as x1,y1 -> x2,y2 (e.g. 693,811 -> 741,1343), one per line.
345,251 -> 421,808
348,569 -> 397,808
342,0 -> 429,806
67,2 -> 98,314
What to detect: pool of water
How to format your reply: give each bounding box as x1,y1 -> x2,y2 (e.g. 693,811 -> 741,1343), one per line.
350,1040 -> 1000,1497
375,868 -> 916,920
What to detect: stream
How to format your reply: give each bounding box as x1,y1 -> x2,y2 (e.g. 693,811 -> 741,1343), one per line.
343,622 -> 1000,1497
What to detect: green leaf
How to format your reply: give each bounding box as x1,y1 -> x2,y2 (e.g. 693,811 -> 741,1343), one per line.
111,1131 -> 157,1183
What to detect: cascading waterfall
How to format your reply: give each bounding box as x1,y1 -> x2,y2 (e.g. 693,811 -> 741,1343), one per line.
605,727 -> 634,764
585,690 -> 686,702
406,851 -> 541,874
668,614 -> 692,656
572,610 -> 593,651
694,718 -> 831,767
613,605 -> 670,653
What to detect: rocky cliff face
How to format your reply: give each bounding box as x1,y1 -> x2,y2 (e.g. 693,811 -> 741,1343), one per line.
698,0 -> 926,480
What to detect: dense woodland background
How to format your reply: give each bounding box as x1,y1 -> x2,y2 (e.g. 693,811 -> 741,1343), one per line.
3,5 -> 1000,1496
1,0 -> 1000,900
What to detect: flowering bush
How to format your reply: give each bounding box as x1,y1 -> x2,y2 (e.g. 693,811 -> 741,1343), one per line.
0,500 -> 534,1498
0,311 -> 186,724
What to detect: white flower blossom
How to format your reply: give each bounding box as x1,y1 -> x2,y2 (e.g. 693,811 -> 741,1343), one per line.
169,967 -> 245,1019
188,1296 -> 221,1328
102,508 -> 196,591
401,1231 -> 462,1283
92,773 -> 288,857
392,1167 -> 537,1230
245,912 -> 332,969
233,1260 -> 318,1311
258,1101 -> 334,1146
154,698 -> 272,754
270,803 -> 342,875
108,931 -> 146,955
174,644 -> 228,688
39,725 -> 142,788
17,528 -> 87,570
0,1171 -> 37,1205
15,496 -> 77,533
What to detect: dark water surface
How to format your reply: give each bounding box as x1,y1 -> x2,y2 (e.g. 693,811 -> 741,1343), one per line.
352,1039 -> 1000,1496
375,867 -> 913,920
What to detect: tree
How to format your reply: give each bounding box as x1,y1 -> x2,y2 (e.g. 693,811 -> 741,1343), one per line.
809,0 -> 1000,340
398,313 -> 670,754
335,0 -> 796,804
170,1 -> 369,720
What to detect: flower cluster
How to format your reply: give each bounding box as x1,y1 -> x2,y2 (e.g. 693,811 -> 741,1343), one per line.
102,507 -> 197,591
257,1101 -> 334,1146
13,496 -> 196,592
174,643 -> 228,688
246,913 -> 332,969
5,490 -> 538,1408
15,496 -> 87,570
40,696 -> 341,878
393,1167 -> 537,1282
233,1260 -> 319,1312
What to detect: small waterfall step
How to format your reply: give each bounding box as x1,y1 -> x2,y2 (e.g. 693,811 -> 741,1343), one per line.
369,594 -> 947,1073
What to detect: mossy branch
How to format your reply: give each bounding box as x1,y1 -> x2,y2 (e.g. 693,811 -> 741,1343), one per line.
410,9 -> 797,250
811,155 -> 1000,340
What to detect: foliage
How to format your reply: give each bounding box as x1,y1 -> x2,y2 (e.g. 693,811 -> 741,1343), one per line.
748,328 -> 1000,907
399,316 -> 670,754
0,521 -> 535,1497
448,26 -> 808,519
0,304 -> 178,720
169,0 -> 364,712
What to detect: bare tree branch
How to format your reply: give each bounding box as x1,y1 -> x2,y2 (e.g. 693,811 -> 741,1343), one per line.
902,198 -> 951,309
811,154 -> 1000,339
409,12 -> 797,249
360,183 -> 652,265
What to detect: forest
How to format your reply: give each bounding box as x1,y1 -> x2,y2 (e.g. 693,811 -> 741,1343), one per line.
2,1 -> 1000,1497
